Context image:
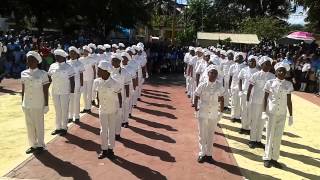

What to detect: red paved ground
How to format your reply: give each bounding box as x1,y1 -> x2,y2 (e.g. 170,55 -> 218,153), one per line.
294,91 -> 320,106
5,76 -> 243,180
0,78 -> 21,96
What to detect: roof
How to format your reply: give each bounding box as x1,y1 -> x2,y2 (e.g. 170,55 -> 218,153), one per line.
197,32 -> 260,44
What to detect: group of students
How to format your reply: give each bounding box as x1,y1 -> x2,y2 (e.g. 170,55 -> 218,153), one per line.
184,46 -> 294,168
20,42 -> 148,159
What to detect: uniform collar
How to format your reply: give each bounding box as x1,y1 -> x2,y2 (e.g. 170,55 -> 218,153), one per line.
29,68 -> 39,73
276,78 -> 285,83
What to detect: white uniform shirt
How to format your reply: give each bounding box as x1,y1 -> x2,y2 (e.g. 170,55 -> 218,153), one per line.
111,67 -> 132,97
194,81 -> 224,117
48,62 -> 75,95
228,63 -> 247,90
188,56 -> 197,78
80,56 -> 95,81
193,57 -> 203,79
128,59 -> 139,78
249,71 -> 276,104
21,68 -> 50,109
264,79 -> 293,115
67,59 -> 85,89
92,78 -> 121,114
220,59 -> 234,78
238,67 -> 259,92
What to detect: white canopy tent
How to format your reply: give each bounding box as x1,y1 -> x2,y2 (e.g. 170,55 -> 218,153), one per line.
197,32 -> 260,46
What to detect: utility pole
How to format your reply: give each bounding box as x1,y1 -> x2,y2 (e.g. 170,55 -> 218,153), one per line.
171,0 -> 177,44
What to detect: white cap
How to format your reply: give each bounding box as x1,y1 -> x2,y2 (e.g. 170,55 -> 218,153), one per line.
112,44 -> 119,49
83,45 -> 92,53
189,46 -> 194,51
226,50 -> 234,56
195,47 -> 203,52
88,43 -> 96,49
54,49 -> 68,58
121,52 -> 132,61
118,43 -> 125,48
274,62 -> 290,71
98,61 -> 111,72
126,47 -> 136,54
97,45 -> 106,50
220,50 -> 227,56
111,53 -> 123,61
258,56 -> 272,66
104,44 -> 111,49
68,46 -> 80,54
248,55 -> 258,62
137,42 -> 144,48
206,65 -> 218,72
26,51 -> 42,64
203,51 -> 211,56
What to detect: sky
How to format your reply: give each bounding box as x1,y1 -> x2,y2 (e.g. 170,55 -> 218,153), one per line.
177,0 -> 307,25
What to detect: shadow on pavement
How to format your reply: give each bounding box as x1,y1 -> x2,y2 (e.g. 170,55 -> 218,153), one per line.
34,151 -> 91,180
142,90 -> 170,98
129,125 -> 176,143
140,99 -> 176,110
136,106 -> 177,119
64,133 -> 100,153
142,94 -> 171,101
119,137 -> 176,162
130,116 -> 178,132
111,156 -> 167,180
143,89 -> 171,95
78,121 -> 100,135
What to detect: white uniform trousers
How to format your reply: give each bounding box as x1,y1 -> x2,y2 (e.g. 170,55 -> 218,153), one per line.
138,77 -> 144,97
230,89 -> 241,119
99,112 -> 117,150
240,93 -> 250,130
69,92 -> 81,119
123,98 -> 130,123
23,108 -> 45,148
223,77 -> 230,107
187,76 -> 193,96
198,112 -> 218,157
115,108 -> 123,135
263,114 -> 286,161
52,94 -> 70,130
191,79 -> 197,104
249,103 -> 265,142
82,80 -> 93,110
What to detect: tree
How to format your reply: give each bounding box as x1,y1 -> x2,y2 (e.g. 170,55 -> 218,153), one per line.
240,17 -> 291,40
294,0 -> 320,33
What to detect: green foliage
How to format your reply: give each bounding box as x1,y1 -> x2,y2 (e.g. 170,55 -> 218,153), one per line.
176,26 -> 196,45
240,17 -> 291,40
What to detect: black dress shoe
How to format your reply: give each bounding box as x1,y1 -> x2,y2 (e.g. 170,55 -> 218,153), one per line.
51,129 -> 61,135
138,98 -> 141,101
264,160 -> 272,168
121,123 -> 125,127
256,142 -> 265,149
74,119 -> 80,124
80,109 -> 87,113
129,114 -> 132,118
107,149 -> 115,159
248,141 -> 256,149
123,123 -> 129,128
187,95 -> 191,98
271,160 -> 283,169
25,147 -> 36,154
91,100 -> 96,106
245,130 -> 250,135
206,156 -> 215,164
239,128 -> 246,134
192,104 -> 195,107
115,135 -> 121,141
197,156 -> 205,163
68,119 -> 73,123
98,150 -> 108,159
59,129 -> 67,136
33,147 -> 45,154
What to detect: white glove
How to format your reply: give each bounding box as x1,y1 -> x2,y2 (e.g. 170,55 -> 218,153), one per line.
43,106 -> 49,114
261,112 -> 269,120
288,116 -> 293,126
217,112 -> 223,121
238,91 -> 243,97
194,111 -> 199,119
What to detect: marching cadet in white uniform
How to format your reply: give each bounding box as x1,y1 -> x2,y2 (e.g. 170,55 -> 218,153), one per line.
110,53 -> 131,140
247,56 -> 275,149
126,47 -> 139,116
80,45 -> 96,113
194,66 -> 224,163
136,45 -> 147,99
104,44 -> 112,62
220,50 -> 234,110
67,46 -> 85,123
121,52 -> 135,124
130,46 -> 141,107
49,49 -> 75,136
112,44 -> 119,53
262,62 -> 293,168
191,48 -> 203,106
21,51 -> 50,154
196,51 -> 210,86
184,47 -> 192,94
228,53 -> 246,122
118,43 -> 126,52
238,55 -> 259,134
186,47 -> 196,98
93,61 -> 122,159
